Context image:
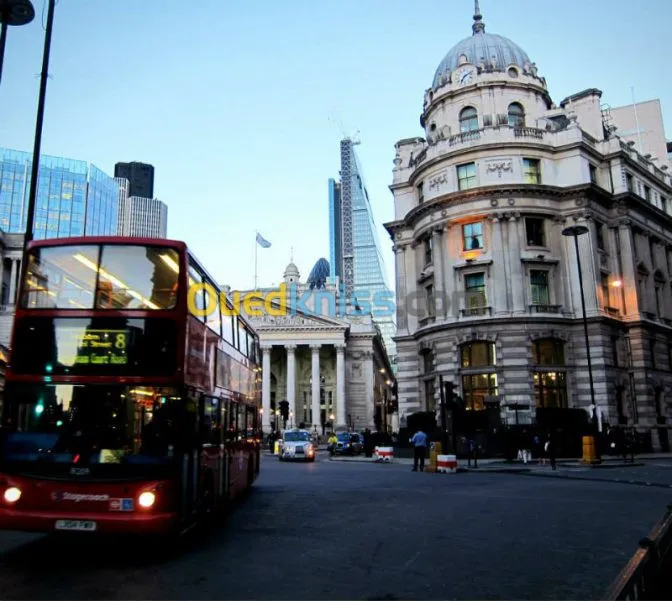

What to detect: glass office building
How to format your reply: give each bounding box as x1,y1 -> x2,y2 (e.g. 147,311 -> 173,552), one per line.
0,148 -> 119,238
329,138 -> 397,361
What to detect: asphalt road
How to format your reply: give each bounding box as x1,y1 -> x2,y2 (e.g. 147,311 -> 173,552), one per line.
0,455 -> 670,600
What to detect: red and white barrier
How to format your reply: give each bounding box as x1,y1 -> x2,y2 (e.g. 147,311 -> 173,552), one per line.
437,454 -> 458,473
374,446 -> 394,462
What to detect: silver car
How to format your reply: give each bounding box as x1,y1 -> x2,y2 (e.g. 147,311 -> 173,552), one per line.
278,429 -> 316,462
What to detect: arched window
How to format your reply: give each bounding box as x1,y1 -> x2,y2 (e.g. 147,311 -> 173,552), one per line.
508,102 -> 525,128
460,342 -> 497,411
531,338 -> 567,409
459,107 -> 479,133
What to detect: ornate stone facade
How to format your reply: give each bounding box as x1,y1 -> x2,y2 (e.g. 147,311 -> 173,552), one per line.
239,263 -> 396,434
385,6 -> 672,450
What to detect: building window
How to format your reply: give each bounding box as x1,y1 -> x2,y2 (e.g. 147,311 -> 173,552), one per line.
650,339 -> 657,369
462,222 -> 483,250
464,272 -> 486,309
626,173 -> 634,192
459,107 -> 479,132
423,236 -> 432,265
601,273 -> 610,308
417,182 -> 424,203
532,338 -> 565,365
655,273 -> 665,317
533,372 -> 568,409
460,341 -> 496,367
457,162 -> 477,190
589,164 -> 597,184
523,158 -> 541,184
661,197 -> 667,213
525,217 -> 545,246
462,373 -> 498,411
595,221 -> 605,251
507,102 -> 525,128
422,350 -> 434,374
530,270 -> 550,305
644,185 -> 651,202
424,379 -> 436,411
425,284 -> 435,317
612,336 -> 620,367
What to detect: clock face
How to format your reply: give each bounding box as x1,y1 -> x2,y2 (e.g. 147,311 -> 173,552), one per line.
455,66 -> 475,86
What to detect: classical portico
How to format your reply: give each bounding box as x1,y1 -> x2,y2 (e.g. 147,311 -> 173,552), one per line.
240,261 -> 396,435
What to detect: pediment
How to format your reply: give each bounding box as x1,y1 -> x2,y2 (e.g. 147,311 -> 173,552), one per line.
245,300 -> 348,330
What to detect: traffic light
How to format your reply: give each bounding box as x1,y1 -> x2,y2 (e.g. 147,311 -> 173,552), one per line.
279,400 -> 289,421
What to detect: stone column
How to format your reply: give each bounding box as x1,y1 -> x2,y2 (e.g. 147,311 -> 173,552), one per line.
574,215 -> 599,316
336,343 -> 346,429
432,227 -> 446,319
310,344 -> 321,430
489,214 -> 508,315
364,350 -> 374,429
507,213 -> 525,314
618,219 -> 639,318
261,346 -> 272,432
285,344 -> 296,425
8,258 -> 18,305
393,244 -> 408,333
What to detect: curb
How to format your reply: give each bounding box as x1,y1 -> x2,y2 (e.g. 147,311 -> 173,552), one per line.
493,469 -> 672,489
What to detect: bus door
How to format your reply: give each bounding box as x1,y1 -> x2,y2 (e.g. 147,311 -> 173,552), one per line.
199,395 -> 223,507
179,389 -> 200,523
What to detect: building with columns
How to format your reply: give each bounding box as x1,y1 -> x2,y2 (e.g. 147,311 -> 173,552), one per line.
385,3 -> 672,450
239,260 -> 396,435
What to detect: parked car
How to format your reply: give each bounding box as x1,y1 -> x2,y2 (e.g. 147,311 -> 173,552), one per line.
278,429 -> 316,462
332,432 -> 363,456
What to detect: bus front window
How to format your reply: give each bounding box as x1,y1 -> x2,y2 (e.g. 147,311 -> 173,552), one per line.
1,384 -> 189,467
21,244 -> 180,311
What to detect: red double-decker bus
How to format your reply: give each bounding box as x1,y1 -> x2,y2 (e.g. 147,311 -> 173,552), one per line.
0,236 -> 261,536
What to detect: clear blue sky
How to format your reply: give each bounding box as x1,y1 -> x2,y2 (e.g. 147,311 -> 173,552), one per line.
1,0 -> 670,291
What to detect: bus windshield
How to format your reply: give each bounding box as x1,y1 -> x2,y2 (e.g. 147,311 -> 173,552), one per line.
21,244 -> 180,310
1,384 -> 191,468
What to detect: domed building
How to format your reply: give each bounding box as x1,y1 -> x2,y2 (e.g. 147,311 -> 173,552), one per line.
385,2 -> 672,451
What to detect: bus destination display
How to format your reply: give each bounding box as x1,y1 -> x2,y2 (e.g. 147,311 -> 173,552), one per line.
71,329 -> 128,366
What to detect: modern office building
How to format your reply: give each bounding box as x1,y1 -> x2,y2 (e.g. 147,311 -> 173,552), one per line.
117,196 -> 168,238
329,138 -> 397,360
385,3 -> 672,450
0,148 -> 119,238
114,161 -> 154,199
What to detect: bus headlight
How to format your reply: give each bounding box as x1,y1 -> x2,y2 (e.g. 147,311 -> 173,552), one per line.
138,491 -> 156,508
3,487 -> 21,503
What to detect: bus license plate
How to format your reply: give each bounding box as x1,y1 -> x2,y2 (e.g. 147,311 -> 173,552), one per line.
55,519 -> 97,532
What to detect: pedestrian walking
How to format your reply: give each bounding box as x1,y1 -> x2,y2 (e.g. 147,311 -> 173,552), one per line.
410,427 -> 428,471
546,434 -> 556,470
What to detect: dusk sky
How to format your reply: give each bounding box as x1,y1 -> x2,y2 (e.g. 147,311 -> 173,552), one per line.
1,0 -> 670,291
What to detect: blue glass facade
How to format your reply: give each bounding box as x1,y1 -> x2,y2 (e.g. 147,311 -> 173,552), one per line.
329,139 -> 397,359
0,148 -> 119,238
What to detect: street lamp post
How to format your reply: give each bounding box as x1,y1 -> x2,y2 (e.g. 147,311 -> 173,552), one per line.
23,0 -> 55,249
0,0 -> 34,87
562,224 -> 601,461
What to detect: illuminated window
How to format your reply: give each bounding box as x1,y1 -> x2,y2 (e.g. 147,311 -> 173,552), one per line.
462,222 -> 483,250
457,162 -> 477,190
464,273 -> 486,308
461,342 -> 496,368
532,338 -> 565,365
533,372 -> 567,408
459,107 -> 478,132
523,158 -> 541,184
462,373 -> 498,411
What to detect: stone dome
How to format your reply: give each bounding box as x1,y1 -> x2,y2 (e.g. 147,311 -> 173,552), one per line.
432,4 -> 532,89
283,261 -> 300,283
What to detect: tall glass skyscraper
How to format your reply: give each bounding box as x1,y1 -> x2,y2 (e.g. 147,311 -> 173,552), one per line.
0,148 -> 119,238
329,138 -> 397,360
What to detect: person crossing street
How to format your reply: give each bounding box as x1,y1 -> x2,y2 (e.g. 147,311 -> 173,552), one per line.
410,427 -> 429,472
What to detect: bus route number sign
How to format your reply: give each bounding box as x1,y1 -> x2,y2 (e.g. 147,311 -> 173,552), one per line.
74,329 -> 128,366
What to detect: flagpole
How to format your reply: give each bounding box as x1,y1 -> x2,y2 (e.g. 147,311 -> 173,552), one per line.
254,230 -> 258,290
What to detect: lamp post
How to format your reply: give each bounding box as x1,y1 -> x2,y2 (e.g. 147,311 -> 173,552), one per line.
562,224 -> 601,461
0,0 -> 34,87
